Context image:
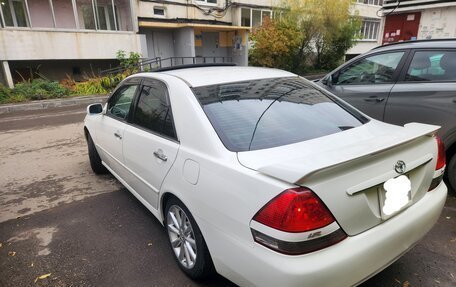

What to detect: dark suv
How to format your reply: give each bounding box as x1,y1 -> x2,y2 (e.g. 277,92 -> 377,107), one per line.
318,39 -> 456,191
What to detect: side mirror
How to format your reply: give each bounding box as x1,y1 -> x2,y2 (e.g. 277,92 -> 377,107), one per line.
322,75 -> 333,87
87,103 -> 103,115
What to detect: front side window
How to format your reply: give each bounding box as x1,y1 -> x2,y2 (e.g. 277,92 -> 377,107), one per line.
192,77 -> 366,152
132,82 -> 177,140
335,52 -> 405,85
107,85 -> 137,120
405,51 -> 456,82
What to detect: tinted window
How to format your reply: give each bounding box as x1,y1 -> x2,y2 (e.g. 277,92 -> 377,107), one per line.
335,52 -> 404,85
107,85 -> 137,120
132,82 -> 177,140
405,51 -> 456,82
192,77 -> 365,152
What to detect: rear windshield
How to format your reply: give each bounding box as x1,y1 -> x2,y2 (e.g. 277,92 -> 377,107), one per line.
192,77 -> 367,152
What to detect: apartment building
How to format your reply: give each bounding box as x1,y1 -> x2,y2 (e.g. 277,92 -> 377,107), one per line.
381,0 -> 456,44
136,0 -> 277,67
346,0 -> 384,59
1,0 -> 393,88
0,0 -> 277,88
0,0 -> 145,88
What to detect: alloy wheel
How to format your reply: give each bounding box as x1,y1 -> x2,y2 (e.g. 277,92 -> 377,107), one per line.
167,205 -> 197,269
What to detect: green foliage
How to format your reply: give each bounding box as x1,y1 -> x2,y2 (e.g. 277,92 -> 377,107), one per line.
0,79 -> 71,104
116,50 -> 141,71
13,79 -> 70,100
249,18 -> 301,70
250,0 -> 361,73
72,73 -> 128,95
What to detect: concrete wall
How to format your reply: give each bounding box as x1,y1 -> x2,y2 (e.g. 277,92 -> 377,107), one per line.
0,30 -> 146,61
418,6 -> 456,39
174,28 -> 195,58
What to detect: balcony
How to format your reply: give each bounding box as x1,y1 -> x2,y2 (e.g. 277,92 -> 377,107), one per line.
0,0 -> 144,61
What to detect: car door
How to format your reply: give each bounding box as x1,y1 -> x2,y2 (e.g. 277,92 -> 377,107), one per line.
323,50 -> 408,120
96,79 -> 140,178
385,49 -> 456,142
122,79 -> 179,209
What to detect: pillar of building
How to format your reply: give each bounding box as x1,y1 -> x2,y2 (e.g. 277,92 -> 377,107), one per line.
1,61 -> 14,88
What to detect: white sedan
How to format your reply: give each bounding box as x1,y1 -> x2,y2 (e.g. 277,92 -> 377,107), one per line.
84,66 -> 447,287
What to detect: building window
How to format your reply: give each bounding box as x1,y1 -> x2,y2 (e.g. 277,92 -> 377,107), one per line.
360,19 -> 380,40
153,7 -> 165,16
357,0 -> 383,5
240,8 -> 272,28
196,0 -> 217,5
0,0 -> 133,31
1,0 -> 29,27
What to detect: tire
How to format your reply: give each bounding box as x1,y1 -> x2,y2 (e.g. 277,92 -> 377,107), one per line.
448,154 -> 456,192
164,197 -> 214,279
87,133 -> 108,174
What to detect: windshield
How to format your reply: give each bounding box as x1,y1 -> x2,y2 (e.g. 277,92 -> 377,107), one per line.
192,77 -> 367,152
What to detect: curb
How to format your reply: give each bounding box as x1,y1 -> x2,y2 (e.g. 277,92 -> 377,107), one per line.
0,95 -> 108,115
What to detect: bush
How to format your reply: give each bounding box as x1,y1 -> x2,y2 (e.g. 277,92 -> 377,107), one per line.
0,84 -> 12,104
13,79 -> 70,100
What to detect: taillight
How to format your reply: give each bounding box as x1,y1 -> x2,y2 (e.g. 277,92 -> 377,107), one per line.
253,187 -> 334,233
435,136 -> 446,171
429,136 -> 446,191
251,187 -> 347,255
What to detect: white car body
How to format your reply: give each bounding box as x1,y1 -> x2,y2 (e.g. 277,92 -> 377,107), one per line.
84,66 -> 447,287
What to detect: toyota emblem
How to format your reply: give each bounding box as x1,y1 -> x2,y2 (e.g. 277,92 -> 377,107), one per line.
394,160 -> 407,174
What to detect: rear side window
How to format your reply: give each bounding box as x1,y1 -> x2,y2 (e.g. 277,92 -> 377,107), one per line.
192,77 -> 366,152
131,82 -> 177,140
405,51 -> 456,82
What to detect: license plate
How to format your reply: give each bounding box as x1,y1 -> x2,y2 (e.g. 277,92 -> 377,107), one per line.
381,175 -> 411,217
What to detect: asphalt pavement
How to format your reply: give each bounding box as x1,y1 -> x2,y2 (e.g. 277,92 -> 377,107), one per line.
0,104 -> 455,287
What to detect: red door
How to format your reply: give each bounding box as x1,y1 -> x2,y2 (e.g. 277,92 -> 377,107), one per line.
382,12 -> 421,44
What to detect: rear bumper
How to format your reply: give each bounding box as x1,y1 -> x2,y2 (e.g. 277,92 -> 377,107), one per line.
209,182 -> 447,287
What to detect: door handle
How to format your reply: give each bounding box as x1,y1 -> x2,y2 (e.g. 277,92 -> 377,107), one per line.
364,97 -> 385,103
153,150 -> 168,162
114,132 -> 122,140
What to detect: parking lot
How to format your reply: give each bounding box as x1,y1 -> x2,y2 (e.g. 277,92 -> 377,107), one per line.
0,104 -> 455,287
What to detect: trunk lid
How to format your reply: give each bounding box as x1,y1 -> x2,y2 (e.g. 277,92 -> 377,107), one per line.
238,121 -> 440,235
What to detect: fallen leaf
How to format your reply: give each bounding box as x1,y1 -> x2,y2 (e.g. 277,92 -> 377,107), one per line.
403,281 -> 410,287
34,273 -> 51,283
394,279 -> 401,284
30,262 -> 34,267
147,242 -> 153,247
450,237 -> 456,243
8,251 -> 16,257
449,273 -> 454,278
446,216 -> 451,220
434,279 -> 440,284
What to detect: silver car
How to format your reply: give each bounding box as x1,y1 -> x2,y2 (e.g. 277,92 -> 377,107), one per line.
318,39 -> 456,191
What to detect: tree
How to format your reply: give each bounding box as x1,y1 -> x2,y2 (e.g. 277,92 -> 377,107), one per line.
250,0 -> 361,73
249,17 -> 301,70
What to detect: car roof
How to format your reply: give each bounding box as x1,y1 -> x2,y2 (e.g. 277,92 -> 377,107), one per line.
152,66 -> 297,87
371,39 -> 456,52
